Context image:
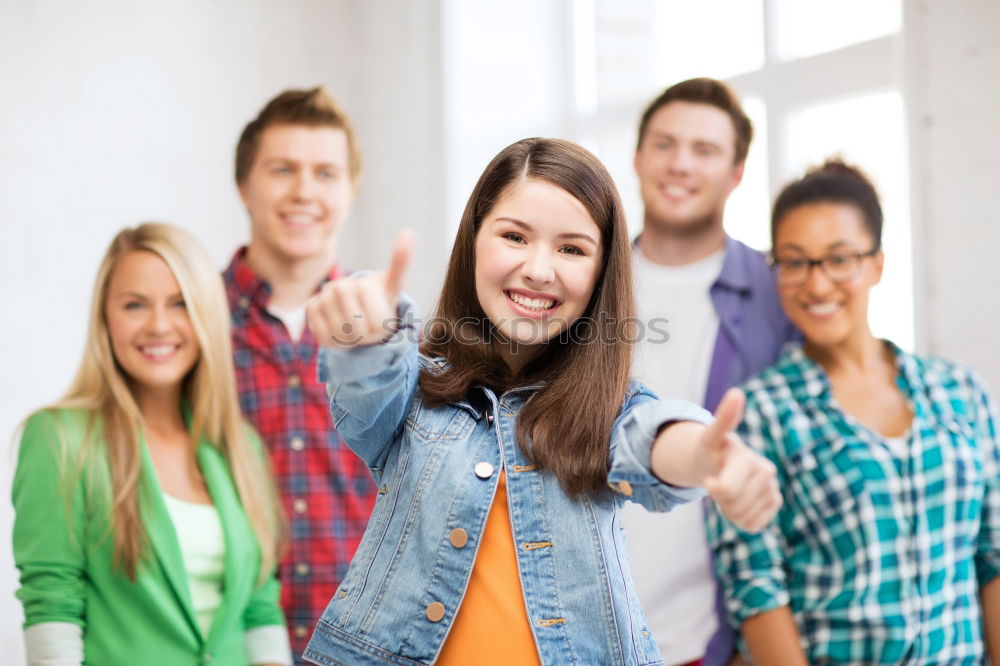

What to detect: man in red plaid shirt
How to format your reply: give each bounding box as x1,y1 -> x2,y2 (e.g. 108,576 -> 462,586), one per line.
223,87 -> 377,663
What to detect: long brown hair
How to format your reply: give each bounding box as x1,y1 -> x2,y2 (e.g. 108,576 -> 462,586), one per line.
420,138 -> 634,497
37,223 -> 285,582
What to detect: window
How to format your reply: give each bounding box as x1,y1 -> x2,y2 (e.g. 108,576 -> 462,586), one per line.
784,90 -> 911,348
655,0 -> 764,83
771,0 -> 901,61
571,0 -> 912,348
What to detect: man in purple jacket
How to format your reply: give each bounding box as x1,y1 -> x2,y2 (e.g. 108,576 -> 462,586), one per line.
624,78 -> 798,666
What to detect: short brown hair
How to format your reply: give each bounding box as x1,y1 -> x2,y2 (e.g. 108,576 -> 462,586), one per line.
235,86 -> 362,186
636,77 -> 753,164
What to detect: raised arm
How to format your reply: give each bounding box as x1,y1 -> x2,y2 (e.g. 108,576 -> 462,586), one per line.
653,388 -> 781,533
306,230 -> 420,472
606,385 -> 781,529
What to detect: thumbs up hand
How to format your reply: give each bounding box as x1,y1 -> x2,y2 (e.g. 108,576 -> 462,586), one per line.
650,388 -> 780,533
307,229 -> 415,349
701,389 -> 781,533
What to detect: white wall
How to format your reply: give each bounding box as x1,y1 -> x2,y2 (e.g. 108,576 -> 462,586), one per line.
0,0 -> 445,661
905,0 -> 1000,389
441,0 -> 572,238
345,0 -> 446,312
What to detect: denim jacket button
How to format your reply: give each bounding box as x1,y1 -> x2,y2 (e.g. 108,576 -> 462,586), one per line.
617,481 -> 633,496
449,528 -> 469,548
474,462 -> 494,479
425,601 -> 446,622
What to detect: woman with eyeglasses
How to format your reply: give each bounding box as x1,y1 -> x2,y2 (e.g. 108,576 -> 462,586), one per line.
707,159 -> 1000,664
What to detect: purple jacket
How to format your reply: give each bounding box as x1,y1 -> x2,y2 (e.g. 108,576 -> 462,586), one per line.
702,236 -> 798,411
701,236 -> 799,665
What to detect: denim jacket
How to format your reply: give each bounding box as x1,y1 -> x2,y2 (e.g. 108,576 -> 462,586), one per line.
303,311 -> 713,666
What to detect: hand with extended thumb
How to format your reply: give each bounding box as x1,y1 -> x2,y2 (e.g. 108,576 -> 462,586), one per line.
702,388 -> 782,533
306,229 -> 415,349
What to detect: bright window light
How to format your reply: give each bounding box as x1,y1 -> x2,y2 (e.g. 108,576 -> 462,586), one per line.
587,120 -> 645,238
573,0 -> 598,114
654,0 -> 764,85
772,0 -> 901,61
723,96 -> 770,251
784,90 -> 913,349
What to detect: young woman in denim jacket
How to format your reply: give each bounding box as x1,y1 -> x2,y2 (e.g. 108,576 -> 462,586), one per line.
301,138 -> 781,666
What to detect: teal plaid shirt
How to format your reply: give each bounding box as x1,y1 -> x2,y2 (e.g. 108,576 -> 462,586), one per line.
707,342 -> 1000,664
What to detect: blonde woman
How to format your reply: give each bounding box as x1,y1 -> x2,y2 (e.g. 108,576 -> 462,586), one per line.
13,223 -> 290,665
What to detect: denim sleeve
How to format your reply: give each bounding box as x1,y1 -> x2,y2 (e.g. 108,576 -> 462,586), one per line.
316,296 -> 420,473
607,381 -> 711,512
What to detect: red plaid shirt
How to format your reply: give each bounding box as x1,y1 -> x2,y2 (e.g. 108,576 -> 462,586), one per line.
223,249 -> 376,662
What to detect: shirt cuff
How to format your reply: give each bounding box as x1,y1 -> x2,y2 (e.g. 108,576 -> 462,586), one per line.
976,551 -> 1000,587
24,622 -> 83,666
729,578 -> 791,626
608,397 -> 711,511
245,624 -> 293,666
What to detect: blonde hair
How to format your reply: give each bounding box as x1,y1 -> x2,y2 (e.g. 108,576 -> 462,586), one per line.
43,222 -> 284,582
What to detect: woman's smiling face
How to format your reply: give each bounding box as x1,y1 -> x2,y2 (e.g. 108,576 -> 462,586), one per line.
773,201 -> 883,351
474,178 -> 602,369
104,250 -> 200,400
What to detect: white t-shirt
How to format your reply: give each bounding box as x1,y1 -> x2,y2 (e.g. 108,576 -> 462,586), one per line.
268,303 -> 308,342
624,245 -> 725,665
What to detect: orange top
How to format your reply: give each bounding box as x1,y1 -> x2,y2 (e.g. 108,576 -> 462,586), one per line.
436,471 -> 541,665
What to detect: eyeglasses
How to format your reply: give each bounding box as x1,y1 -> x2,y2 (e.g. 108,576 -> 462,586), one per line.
769,248 -> 879,287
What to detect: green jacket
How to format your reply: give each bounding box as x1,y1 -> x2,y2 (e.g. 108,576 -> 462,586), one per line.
13,408 -> 285,665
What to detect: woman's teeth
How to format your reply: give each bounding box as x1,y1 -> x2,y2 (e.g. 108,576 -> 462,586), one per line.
508,292 -> 555,311
141,345 -> 176,357
806,302 -> 840,316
